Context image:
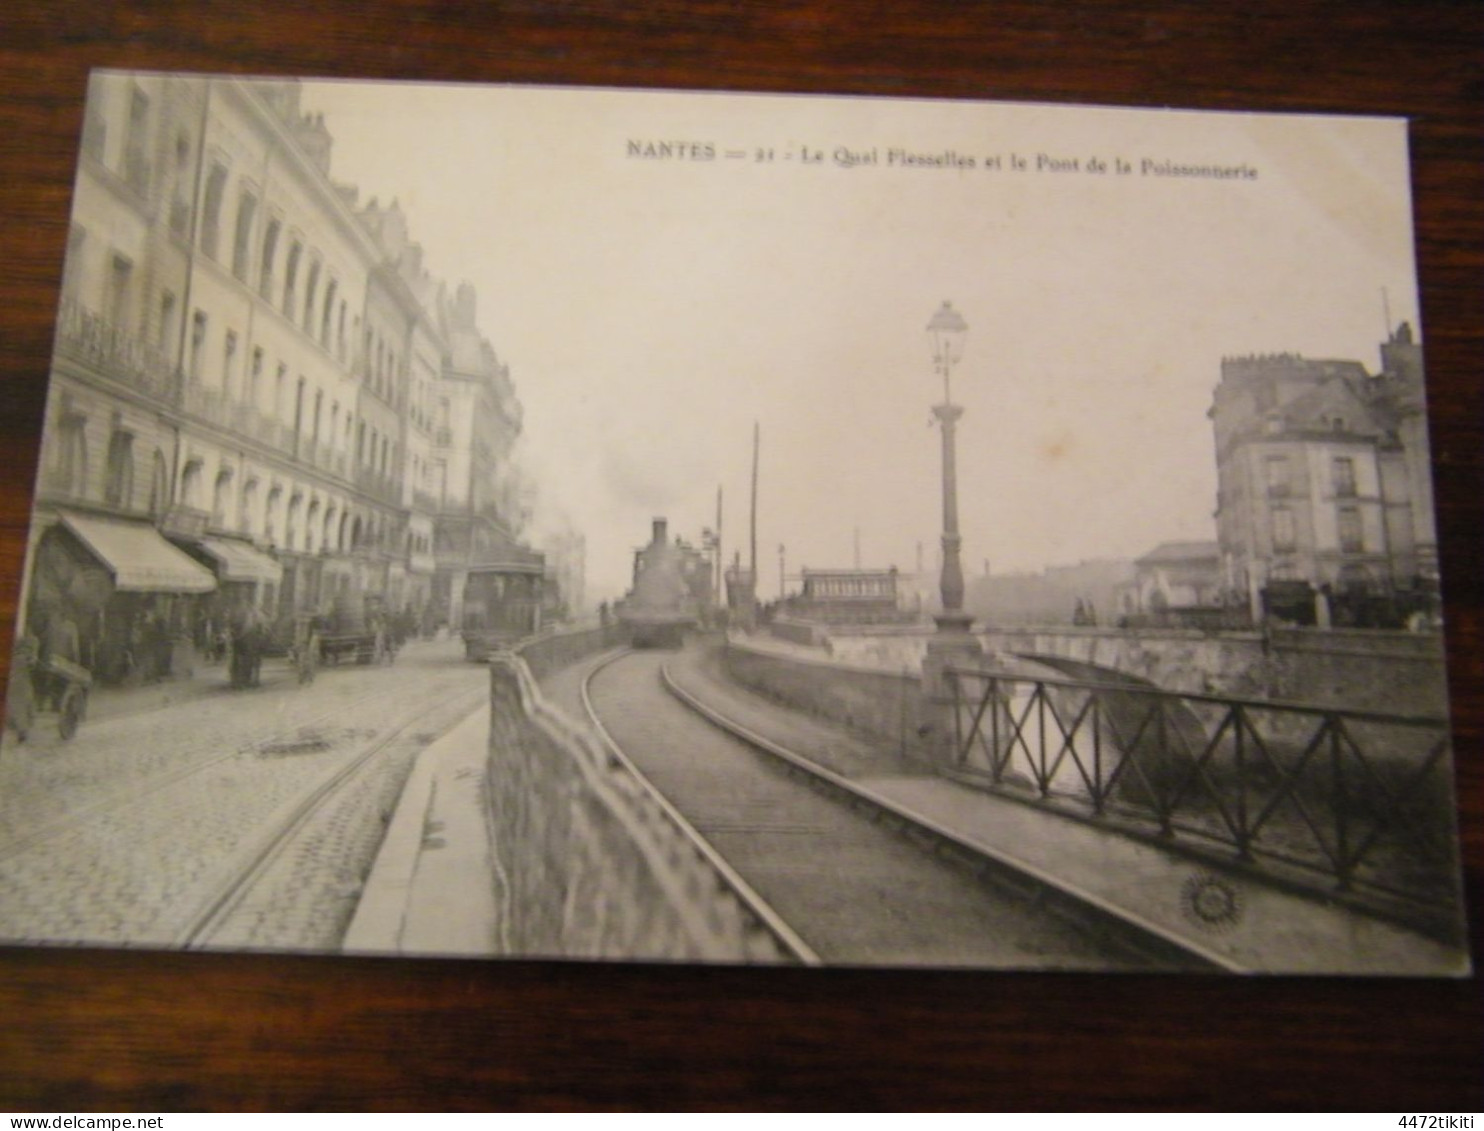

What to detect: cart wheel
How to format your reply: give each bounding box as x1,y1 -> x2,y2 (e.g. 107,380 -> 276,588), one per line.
58,687 -> 86,740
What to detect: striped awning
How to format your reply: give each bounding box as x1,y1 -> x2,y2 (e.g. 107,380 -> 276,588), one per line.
191,537 -> 283,585
58,512 -> 217,594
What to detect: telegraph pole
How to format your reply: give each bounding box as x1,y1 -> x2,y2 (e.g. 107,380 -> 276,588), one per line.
749,421 -> 759,585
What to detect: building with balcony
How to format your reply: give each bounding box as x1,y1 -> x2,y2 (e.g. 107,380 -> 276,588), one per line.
1209,324 -> 1437,627
25,73 -> 540,680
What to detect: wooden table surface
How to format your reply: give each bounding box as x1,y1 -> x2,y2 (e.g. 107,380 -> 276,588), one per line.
0,1 -> 1479,1112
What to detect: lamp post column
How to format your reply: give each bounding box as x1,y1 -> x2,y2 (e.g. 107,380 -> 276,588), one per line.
934,401 -> 969,629
921,301 -> 982,769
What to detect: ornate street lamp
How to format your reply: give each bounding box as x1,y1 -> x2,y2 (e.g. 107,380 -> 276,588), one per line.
920,301 -> 981,768
927,300 -> 972,635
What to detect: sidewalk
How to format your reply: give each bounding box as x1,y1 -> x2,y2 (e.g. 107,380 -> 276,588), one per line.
84,656 -> 242,723
343,699 -> 498,956
663,652 -> 1470,977
79,637 -> 455,724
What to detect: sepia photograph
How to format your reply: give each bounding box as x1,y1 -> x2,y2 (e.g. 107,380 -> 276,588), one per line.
0,71 -> 1468,976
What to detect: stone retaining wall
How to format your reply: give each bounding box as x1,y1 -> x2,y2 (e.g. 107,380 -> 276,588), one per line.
982,625 -> 1448,716
486,653 -> 791,962
776,621 -> 1448,718
517,622 -> 623,682
723,639 -> 929,767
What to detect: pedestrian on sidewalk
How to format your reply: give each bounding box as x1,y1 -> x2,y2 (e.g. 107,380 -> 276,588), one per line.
4,633 -> 39,742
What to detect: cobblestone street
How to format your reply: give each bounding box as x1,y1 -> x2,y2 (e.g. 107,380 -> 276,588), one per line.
0,637 -> 485,951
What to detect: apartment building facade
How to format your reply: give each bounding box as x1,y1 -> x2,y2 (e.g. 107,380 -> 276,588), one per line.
1209,325 -> 1437,627
25,73 -> 536,681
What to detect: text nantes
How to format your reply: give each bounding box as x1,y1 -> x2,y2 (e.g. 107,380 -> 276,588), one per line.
627,140 -> 716,161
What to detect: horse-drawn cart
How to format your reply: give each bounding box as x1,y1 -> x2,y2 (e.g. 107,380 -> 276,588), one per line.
6,650 -> 92,742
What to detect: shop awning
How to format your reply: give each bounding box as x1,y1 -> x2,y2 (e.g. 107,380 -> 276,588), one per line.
58,512 -> 217,594
191,537 -> 283,585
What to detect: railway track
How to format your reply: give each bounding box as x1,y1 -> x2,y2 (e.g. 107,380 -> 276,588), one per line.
579,650 -> 821,966
579,646 -> 1226,971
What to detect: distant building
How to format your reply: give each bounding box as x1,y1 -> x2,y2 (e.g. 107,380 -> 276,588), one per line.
1114,541 -> 1230,627
965,560 -> 1136,627
541,528 -> 587,621
783,568 -> 908,625
1209,324 -> 1437,627
1132,541 -> 1220,610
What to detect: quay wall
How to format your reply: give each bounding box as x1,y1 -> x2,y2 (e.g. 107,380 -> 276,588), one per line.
722,638 -> 930,767
517,621 -> 623,682
978,625 -> 1449,717
486,646 -> 790,962
766,622 -> 1449,718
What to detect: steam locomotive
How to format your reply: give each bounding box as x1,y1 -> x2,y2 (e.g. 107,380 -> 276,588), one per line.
617,517 -> 707,648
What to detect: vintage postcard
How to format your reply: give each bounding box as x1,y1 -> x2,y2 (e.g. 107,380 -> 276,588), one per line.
0,72 -> 1467,974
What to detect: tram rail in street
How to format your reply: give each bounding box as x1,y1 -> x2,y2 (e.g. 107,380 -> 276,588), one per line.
0,687 -> 394,864
179,685 -> 486,949
0,643 -> 488,951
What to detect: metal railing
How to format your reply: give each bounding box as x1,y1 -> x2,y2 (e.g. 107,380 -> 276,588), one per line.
353,465 -> 399,502
181,379 -> 228,426
944,666 -> 1461,931
55,297 -> 177,401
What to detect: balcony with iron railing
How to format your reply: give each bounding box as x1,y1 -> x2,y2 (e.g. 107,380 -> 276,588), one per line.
942,665 -> 1461,940
180,379 -> 231,428
55,297 -> 178,402
174,378 -> 356,485
353,464 -> 401,503
300,436 -> 328,471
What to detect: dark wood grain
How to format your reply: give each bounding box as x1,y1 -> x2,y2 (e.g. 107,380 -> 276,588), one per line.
0,1 -> 1479,1112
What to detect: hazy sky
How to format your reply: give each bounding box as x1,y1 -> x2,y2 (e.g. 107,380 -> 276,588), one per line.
298,81 -> 1419,602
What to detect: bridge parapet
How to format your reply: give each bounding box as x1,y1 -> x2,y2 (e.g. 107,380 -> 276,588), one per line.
978,624 -> 1448,716
769,620 -> 1448,717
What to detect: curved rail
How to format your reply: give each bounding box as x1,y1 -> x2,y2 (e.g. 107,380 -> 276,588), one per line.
0,686 -> 397,864
580,650 -> 822,967
177,685 -> 485,949
658,661 -> 1243,974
